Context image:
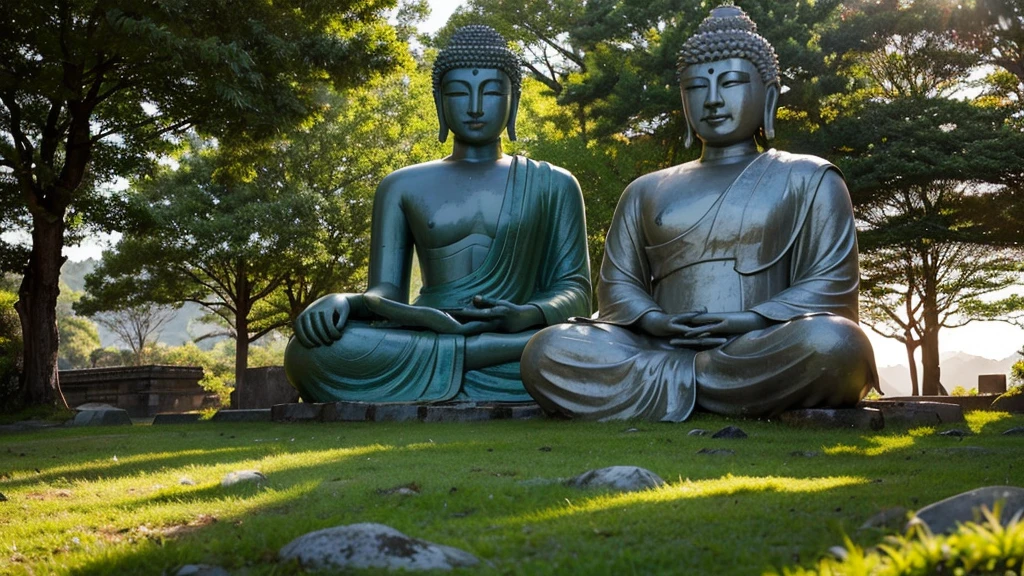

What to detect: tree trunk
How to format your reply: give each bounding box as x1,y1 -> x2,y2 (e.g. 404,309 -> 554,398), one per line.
920,326 -> 941,396
14,214 -> 68,408
905,340 -> 920,396
234,261 -> 250,394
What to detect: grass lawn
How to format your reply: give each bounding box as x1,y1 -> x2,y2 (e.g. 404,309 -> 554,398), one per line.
0,411 -> 1022,575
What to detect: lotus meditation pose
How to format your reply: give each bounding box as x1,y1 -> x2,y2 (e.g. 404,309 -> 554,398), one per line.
285,26 -> 591,403
521,6 -> 877,421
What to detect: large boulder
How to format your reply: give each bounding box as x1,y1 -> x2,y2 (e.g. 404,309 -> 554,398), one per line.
72,405 -> 131,427
279,523 -> 478,571
568,466 -> 665,492
911,486 -> 1024,534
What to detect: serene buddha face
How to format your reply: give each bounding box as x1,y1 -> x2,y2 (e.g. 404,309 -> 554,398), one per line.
681,57 -> 766,148
441,67 -> 513,145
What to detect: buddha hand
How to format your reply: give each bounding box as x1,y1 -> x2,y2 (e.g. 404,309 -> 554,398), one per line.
637,310 -> 705,338
363,293 -> 498,335
455,295 -> 544,333
294,293 -> 350,348
668,311 -> 772,347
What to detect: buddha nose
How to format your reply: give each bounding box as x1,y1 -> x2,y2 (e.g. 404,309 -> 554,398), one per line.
468,93 -> 484,117
705,84 -> 724,109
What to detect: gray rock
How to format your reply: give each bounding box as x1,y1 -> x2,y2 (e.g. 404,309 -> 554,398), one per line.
712,426 -> 747,439
697,448 -> 735,456
859,507 -> 909,531
323,401 -> 374,422
939,429 -> 971,437
859,400 -> 964,426
503,403 -> 543,420
175,565 -> 230,576
211,409 -> 271,423
568,466 -> 665,492
221,470 -> 266,488
279,523 -> 479,571
789,450 -> 820,458
373,404 -> 421,422
422,405 -> 492,423
72,407 -> 132,427
179,477 -> 196,486
1003,426 -> 1024,436
687,429 -> 708,436
237,365 -> 298,409
911,486 -> 1024,533
271,402 -> 324,422
781,407 -> 884,430
0,491 -> 7,502
152,413 -> 202,425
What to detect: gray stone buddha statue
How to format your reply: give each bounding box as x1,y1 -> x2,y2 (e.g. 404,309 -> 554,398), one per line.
521,6 -> 877,421
285,25 -> 591,403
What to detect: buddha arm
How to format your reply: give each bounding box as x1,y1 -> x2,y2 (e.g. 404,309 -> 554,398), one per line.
596,179 -> 662,326
354,172 -> 417,324
526,169 -> 593,323
749,169 -> 861,322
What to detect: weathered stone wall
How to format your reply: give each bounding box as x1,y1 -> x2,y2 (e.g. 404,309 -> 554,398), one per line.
236,366 -> 298,409
59,365 -> 207,417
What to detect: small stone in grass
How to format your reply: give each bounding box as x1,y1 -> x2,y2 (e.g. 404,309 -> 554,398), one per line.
568,466 -> 664,492
221,470 -> 266,488
697,448 -> 735,456
711,426 -> 747,439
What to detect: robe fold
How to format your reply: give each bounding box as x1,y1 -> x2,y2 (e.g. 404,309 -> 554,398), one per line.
521,150 -> 877,421
285,155 -> 591,403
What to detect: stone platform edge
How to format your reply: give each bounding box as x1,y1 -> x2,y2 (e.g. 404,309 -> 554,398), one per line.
270,401 -> 544,423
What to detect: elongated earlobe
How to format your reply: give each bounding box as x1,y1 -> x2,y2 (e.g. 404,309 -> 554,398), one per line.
435,90 -> 449,143
680,85 -> 695,149
507,93 -> 520,141
763,83 -> 779,141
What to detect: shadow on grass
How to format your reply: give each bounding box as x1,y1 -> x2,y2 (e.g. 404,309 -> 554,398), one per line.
3,415 -> 1021,575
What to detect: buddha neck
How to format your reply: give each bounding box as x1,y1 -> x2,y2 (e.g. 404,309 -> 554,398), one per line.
448,138 -> 504,163
699,140 -> 760,166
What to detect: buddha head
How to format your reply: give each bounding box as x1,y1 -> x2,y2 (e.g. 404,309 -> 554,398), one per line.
433,25 -> 523,144
677,6 -> 780,149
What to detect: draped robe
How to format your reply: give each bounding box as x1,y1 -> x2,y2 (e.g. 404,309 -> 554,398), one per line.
285,155 -> 591,403
521,150 -> 877,421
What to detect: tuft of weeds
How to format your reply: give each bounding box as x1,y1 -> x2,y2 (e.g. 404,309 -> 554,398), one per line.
771,504 -> 1024,576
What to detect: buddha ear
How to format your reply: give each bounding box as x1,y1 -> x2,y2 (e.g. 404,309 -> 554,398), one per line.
680,86 -> 695,149
763,82 -> 780,141
435,89 -> 449,143
506,91 -> 520,141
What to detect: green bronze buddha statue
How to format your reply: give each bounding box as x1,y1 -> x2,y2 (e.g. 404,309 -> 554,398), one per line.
521,6 -> 878,421
285,25 -> 592,403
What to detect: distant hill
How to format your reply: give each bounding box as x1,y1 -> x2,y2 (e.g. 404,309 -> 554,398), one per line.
878,351 -> 1019,396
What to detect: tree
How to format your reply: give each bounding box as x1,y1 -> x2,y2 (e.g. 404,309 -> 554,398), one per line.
0,288 -> 22,407
80,142 -> 324,391
80,60 -> 444,389
89,304 -> 173,366
57,315 -> 100,370
815,1 -> 1024,395
0,0 -> 406,407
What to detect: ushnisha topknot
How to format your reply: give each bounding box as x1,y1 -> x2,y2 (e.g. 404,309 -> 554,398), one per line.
678,5 -> 780,86
433,25 -> 523,95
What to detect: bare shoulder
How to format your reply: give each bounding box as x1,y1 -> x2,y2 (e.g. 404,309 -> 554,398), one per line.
623,160 -> 699,200
545,162 -> 583,194
376,160 -> 447,198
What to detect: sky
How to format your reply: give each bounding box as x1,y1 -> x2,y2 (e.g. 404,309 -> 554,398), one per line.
57,0 -> 1024,370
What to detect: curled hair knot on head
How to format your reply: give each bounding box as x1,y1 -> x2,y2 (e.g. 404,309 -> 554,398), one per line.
677,6 -> 779,87
432,25 -> 523,96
